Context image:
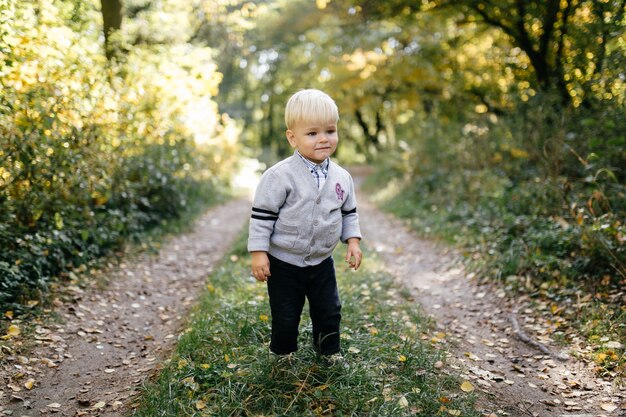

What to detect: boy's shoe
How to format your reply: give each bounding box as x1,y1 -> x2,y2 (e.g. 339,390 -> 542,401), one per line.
323,353 -> 349,369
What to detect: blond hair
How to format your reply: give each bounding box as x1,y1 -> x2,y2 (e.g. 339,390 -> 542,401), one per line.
284,89 -> 339,130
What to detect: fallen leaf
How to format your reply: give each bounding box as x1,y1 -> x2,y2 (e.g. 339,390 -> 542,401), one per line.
7,383 -> 21,392
196,400 -> 207,410
460,381 -> 475,393
348,346 -> 361,354
605,341 -> 623,349
464,352 -> 481,361
24,379 -> 35,390
4,325 -> 20,338
47,403 -> 62,409
448,410 -> 461,416
93,401 -> 106,409
481,339 -> 494,346
397,396 -> 409,408
600,403 -> 617,412
42,358 -> 58,368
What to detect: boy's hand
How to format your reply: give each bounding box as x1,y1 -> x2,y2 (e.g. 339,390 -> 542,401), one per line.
345,238 -> 362,271
251,251 -> 271,282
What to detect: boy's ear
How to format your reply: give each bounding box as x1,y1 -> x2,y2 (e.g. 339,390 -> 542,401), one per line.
285,130 -> 297,148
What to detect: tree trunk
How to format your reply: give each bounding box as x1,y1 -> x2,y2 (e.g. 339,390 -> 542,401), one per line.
100,0 -> 123,61
355,109 -> 380,152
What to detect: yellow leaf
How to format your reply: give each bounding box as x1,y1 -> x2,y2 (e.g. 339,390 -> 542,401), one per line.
397,395 -> 409,408
3,325 -> 20,339
259,314 -> 268,322
24,379 -> 35,390
398,355 -> 407,362
448,410 -> 461,416
93,401 -> 106,409
348,346 -> 361,354
4,311 -> 13,319
460,380 -> 475,392
195,400 -> 207,410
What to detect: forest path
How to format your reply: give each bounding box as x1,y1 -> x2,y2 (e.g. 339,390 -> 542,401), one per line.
1,198 -> 250,416
1,170 -> 623,417
354,168 -> 623,417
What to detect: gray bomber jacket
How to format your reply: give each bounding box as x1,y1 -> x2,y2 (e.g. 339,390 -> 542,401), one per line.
247,152 -> 361,267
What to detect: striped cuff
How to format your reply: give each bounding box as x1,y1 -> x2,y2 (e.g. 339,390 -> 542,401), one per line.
251,207 -> 278,221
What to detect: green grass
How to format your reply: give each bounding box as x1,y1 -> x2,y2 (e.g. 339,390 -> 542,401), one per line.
131,231 -> 479,417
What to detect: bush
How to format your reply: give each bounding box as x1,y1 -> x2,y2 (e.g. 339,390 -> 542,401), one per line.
374,91 -> 625,287
0,1 -> 239,310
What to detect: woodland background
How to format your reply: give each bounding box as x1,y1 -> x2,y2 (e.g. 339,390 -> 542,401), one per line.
0,0 -> 624,375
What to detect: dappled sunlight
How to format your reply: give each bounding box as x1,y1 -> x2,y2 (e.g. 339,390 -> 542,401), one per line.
232,157 -> 264,199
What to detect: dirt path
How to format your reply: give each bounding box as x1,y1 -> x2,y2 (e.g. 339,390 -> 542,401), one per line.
355,176 -> 624,417
0,198 -> 249,417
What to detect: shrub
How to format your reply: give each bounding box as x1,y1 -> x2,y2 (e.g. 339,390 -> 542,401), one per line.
0,1 -> 239,310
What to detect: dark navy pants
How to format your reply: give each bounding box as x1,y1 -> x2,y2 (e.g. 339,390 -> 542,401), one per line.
267,254 -> 342,355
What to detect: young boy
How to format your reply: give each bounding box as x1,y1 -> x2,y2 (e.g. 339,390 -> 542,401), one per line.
248,89 -> 362,356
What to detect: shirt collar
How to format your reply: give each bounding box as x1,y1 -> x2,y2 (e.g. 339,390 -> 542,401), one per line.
296,151 -> 329,174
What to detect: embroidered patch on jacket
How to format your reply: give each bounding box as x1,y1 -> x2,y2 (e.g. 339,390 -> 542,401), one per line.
335,183 -> 345,201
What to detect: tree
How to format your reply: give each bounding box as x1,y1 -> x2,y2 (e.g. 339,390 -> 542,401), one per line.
100,0 -> 123,61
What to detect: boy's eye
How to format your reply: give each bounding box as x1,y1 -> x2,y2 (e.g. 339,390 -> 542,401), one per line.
307,132 -> 317,136
327,130 -> 336,134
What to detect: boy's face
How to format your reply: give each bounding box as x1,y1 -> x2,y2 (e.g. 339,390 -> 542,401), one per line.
286,120 -> 338,164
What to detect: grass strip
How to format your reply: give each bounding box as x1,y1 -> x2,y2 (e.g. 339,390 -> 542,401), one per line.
131,230 -> 479,416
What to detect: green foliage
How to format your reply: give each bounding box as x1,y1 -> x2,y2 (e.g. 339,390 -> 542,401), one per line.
0,1 -> 239,309
133,235 -> 478,416
375,95 -> 625,287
